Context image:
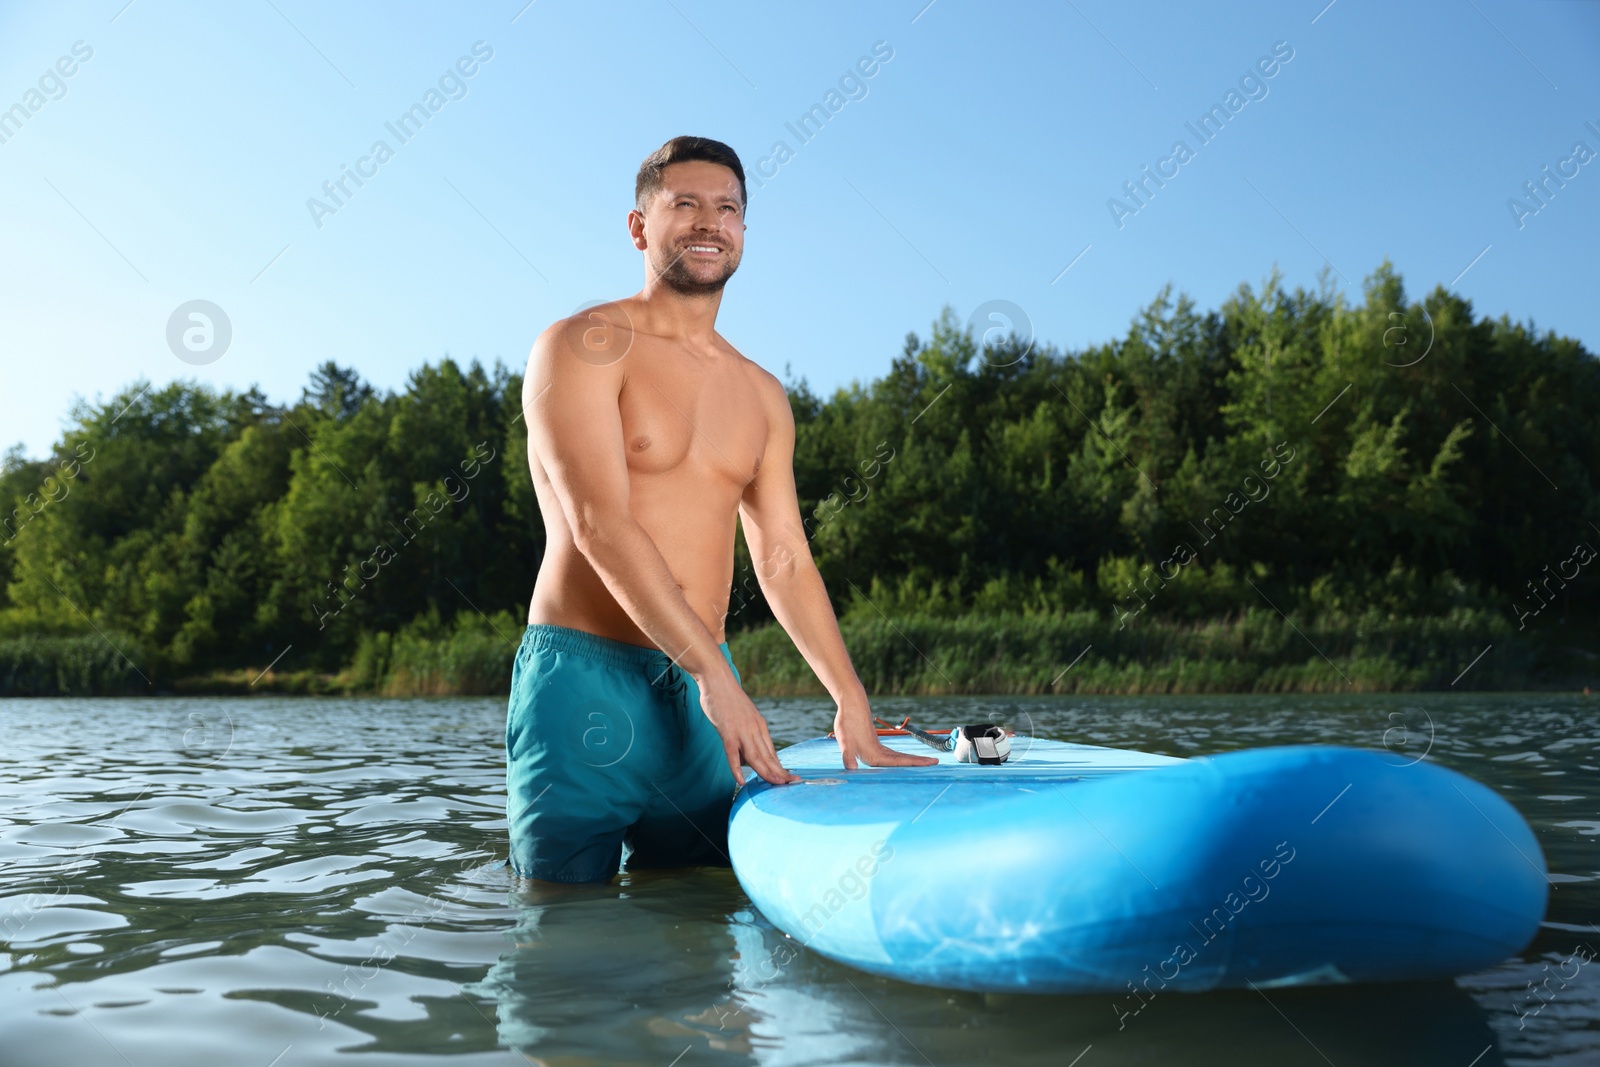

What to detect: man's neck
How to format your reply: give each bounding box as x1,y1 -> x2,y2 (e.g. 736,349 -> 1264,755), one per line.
634,283 -> 724,345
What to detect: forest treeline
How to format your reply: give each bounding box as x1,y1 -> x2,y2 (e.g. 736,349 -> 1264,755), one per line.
2,262 -> 1596,695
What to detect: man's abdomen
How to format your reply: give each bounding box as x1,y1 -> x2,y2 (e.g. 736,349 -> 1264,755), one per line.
527,513 -> 738,647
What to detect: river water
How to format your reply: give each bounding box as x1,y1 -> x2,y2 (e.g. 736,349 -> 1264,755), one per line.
1,693 -> 1595,1066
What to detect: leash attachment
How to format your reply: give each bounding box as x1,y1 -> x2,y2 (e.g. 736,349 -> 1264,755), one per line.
870,716 -> 1011,765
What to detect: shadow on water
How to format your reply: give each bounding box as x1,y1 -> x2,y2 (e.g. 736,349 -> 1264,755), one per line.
468,867 -> 1516,1067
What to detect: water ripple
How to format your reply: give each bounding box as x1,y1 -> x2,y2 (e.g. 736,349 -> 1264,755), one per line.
0,693 -> 1595,1065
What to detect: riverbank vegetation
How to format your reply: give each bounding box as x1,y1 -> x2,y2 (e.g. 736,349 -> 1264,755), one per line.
3,263 -> 1596,695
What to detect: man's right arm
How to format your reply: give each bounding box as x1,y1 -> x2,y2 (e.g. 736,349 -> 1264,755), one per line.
522,319 -> 797,787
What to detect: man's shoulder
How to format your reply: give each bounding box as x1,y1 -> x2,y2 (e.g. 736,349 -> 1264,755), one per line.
529,300 -> 636,377
746,364 -> 798,441
729,351 -> 789,412
712,333 -> 776,390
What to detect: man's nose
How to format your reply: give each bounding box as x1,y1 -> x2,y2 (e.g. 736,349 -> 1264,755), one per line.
691,206 -> 724,231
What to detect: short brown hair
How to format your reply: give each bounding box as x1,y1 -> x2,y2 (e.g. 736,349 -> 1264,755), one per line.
635,136 -> 747,217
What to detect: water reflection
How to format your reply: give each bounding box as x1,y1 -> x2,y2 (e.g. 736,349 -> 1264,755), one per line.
470,864 -> 1519,1067
466,869 -> 743,1062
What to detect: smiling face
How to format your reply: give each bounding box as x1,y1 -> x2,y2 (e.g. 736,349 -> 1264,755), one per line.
633,160 -> 746,295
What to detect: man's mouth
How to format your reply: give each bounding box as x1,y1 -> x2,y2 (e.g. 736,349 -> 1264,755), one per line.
685,244 -> 723,256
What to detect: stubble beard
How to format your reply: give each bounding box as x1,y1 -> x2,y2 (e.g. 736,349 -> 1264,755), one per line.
653,242 -> 740,296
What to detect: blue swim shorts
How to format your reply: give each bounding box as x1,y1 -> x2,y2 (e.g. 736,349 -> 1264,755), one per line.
504,623 -> 742,883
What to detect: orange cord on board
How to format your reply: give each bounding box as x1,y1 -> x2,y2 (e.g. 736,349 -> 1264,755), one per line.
825,715 -> 1017,739
828,715 -> 955,739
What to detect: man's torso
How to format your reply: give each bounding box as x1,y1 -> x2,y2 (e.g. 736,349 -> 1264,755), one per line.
526,298 -> 770,646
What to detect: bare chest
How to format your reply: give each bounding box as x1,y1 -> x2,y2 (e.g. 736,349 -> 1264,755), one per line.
617,351 -> 767,488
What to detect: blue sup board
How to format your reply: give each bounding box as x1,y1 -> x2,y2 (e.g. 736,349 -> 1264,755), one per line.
727,735 -> 1548,994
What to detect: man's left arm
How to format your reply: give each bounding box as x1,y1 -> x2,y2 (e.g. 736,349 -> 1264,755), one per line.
738,373 -> 938,770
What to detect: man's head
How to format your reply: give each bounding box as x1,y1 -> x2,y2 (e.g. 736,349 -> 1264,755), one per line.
631,136 -> 747,296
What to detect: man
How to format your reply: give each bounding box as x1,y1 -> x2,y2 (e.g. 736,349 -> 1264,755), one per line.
506,135 -> 936,884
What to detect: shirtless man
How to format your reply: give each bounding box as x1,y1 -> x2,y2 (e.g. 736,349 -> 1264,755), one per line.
505,136 -> 936,884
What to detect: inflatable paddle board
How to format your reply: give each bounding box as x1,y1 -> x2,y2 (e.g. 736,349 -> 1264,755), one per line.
727,733 -> 1547,994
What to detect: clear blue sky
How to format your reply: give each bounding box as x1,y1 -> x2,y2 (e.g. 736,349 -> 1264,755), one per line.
2,0 -> 1597,459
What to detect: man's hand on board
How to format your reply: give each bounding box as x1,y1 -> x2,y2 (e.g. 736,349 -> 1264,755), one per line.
833,705 -> 940,771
